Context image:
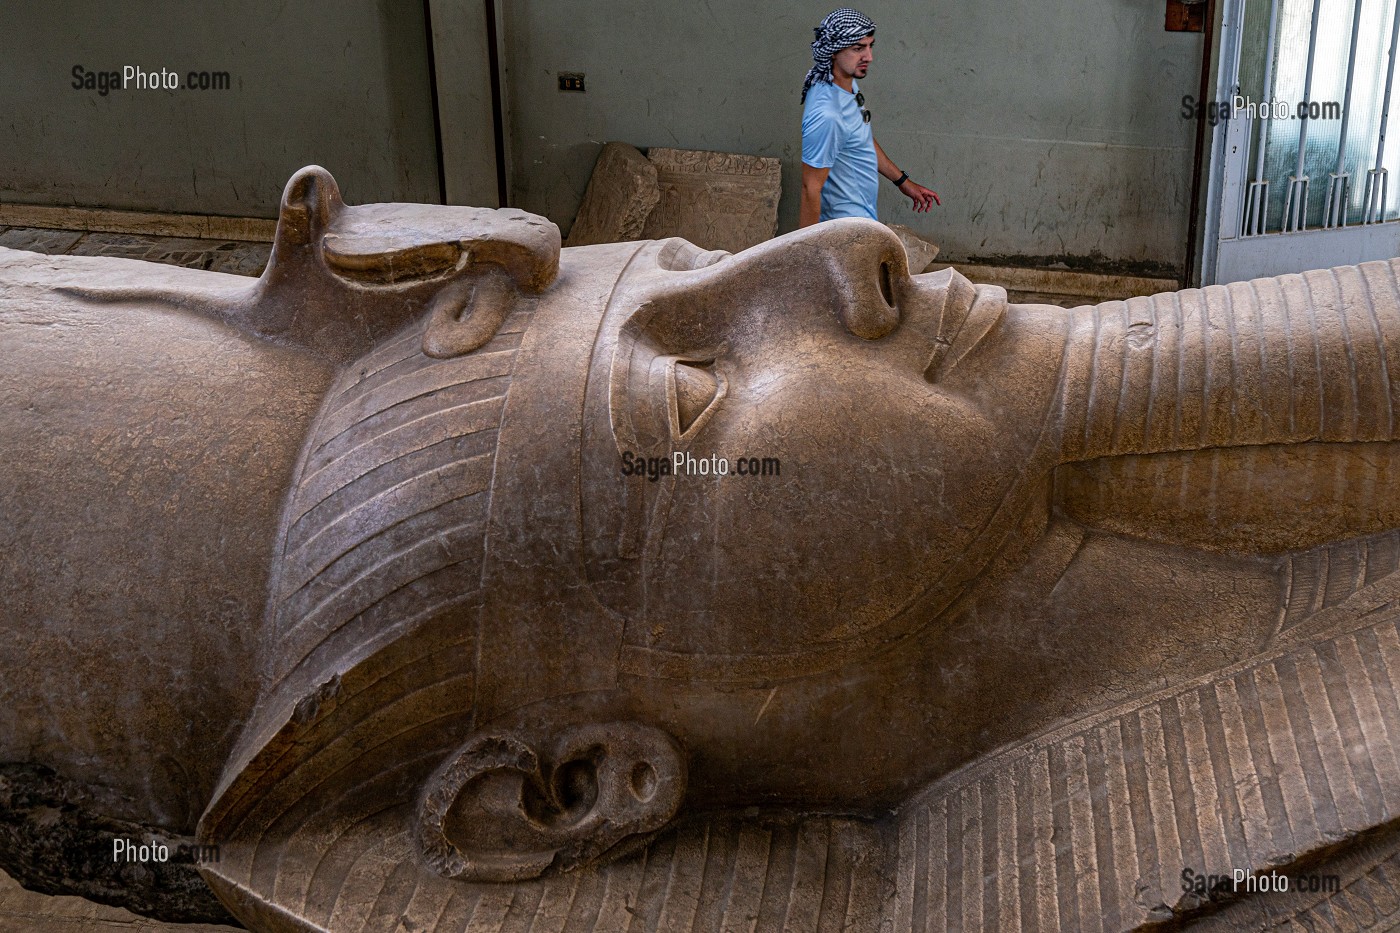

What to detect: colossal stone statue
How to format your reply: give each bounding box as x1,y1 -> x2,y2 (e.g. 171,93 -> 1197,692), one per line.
2,166 -> 1398,931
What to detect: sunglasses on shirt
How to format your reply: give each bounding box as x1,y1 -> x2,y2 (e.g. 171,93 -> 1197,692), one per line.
856,92 -> 872,123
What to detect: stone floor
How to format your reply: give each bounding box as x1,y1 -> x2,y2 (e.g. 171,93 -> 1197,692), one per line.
0,227 -> 270,277
0,869 -> 239,932
928,261 -> 1181,309
1002,289 -> 1093,308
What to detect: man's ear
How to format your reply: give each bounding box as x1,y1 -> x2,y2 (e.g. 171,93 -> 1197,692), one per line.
416,721 -> 687,882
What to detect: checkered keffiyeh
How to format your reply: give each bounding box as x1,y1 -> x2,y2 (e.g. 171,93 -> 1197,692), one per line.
801,8 -> 877,104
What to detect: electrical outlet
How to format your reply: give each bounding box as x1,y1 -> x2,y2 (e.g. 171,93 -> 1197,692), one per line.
558,72 -> 585,92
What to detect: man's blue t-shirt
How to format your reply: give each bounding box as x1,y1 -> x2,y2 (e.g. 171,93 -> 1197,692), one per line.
802,79 -> 878,221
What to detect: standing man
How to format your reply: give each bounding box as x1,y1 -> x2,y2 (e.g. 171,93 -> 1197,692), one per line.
799,8 -> 939,227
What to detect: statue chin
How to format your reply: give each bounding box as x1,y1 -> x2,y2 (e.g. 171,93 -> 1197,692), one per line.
2,166 -> 1399,932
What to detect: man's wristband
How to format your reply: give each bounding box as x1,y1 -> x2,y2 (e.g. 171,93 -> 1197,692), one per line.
891,171 -> 910,187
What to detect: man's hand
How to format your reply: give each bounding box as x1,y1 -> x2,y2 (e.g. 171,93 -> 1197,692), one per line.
873,138 -> 940,214
899,178 -> 940,213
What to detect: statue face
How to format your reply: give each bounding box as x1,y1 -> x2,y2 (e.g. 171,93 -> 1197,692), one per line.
588,220 -> 1072,672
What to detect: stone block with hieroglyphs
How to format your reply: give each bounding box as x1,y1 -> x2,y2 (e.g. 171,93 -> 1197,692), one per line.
641,147 -> 781,253
564,142 -> 660,247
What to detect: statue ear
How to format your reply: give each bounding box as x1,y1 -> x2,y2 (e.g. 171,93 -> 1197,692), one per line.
275,165 -> 344,249
416,722 -> 687,882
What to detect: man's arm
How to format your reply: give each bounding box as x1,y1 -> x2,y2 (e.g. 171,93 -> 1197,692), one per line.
874,137 -> 940,213
800,164 -> 830,228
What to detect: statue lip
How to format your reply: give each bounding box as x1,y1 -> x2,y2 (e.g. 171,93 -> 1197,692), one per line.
927,278 -> 1006,382
896,266 -> 1007,383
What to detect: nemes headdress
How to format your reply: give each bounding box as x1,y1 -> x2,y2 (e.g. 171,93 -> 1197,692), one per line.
801,7 -> 877,104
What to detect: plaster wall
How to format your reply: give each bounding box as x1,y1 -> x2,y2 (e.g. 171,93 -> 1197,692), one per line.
429,0 -> 507,207
501,0 -> 1206,275
1,0 -> 442,216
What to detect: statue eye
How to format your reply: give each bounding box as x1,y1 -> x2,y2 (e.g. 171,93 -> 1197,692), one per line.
669,359 -> 723,438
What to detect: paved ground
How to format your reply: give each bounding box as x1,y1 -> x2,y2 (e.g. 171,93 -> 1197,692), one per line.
1002,288 -> 1093,307
0,227 -> 270,277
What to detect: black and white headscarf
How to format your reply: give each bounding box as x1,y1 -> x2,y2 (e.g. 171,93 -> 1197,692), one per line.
801,8 -> 877,104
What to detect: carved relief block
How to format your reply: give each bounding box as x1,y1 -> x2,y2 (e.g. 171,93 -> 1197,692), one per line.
641,146 -> 782,252
564,141 -> 660,247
